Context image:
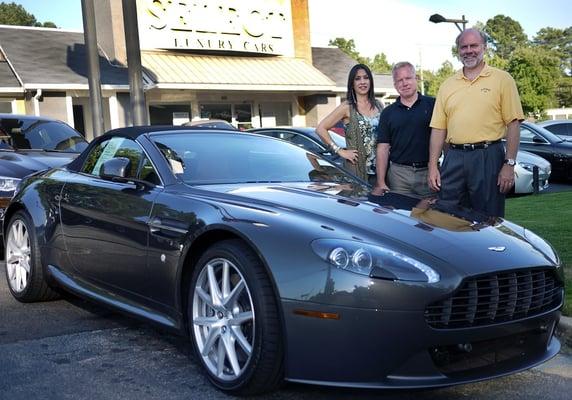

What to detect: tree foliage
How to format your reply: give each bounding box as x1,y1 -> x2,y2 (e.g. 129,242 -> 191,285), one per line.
484,15 -> 528,60
507,47 -> 561,116
328,37 -> 391,73
0,2 -> 57,28
533,27 -> 572,75
329,38 -> 362,62
367,53 -> 392,74
424,61 -> 455,96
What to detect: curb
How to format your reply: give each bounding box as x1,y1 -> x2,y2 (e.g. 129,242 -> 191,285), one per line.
556,315 -> 572,352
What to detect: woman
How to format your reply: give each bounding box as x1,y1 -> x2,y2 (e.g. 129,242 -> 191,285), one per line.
316,63 -> 383,185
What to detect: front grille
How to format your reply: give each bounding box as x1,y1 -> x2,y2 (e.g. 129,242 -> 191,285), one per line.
425,268 -> 562,328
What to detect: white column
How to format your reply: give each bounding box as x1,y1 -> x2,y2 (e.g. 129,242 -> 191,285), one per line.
65,94 -> 75,128
109,93 -> 120,129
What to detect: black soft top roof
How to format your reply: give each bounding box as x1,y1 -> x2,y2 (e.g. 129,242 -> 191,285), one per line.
66,125 -> 238,172
101,125 -> 202,139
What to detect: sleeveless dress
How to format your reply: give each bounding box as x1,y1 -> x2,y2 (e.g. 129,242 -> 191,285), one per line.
344,101 -> 383,182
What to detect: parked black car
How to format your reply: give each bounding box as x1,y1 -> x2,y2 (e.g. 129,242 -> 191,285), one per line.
0,114 -> 88,220
248,127 -> 346,166
183,119 -> 238,130
518,121 -> 572,180
537,119 -> 572,140
4,126 -> 563,395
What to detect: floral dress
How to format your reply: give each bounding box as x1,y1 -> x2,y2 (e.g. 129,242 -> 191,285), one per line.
344,102 -> 383,182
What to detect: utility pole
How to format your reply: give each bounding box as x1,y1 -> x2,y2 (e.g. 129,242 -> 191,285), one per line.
122,0 -> 148,125
81,0 -> 105,137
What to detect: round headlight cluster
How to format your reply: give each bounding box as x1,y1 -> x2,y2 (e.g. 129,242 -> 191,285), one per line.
328,247 -> 373,275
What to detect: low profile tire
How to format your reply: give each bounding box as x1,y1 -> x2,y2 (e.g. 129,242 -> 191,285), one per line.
188,239 -> 283,395
5,210 -> 59,302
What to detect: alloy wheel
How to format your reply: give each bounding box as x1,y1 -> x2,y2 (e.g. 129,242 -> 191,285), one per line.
192,257 -> 255,381
6,219 -> 31,293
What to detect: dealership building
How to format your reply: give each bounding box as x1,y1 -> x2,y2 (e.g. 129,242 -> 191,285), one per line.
0,0 -> 395,140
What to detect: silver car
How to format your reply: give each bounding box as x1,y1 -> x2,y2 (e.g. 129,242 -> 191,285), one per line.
513,149 -> 551,194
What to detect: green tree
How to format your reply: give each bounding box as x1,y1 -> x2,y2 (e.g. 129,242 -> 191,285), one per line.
329,37 -> 362,62
368,53 -> 392,73
533,27 -> 572,75
0,2 -> 57,28
424,61 -> 455,96
0,2 -> 38,25
508,47 -> 561,116
484,15 -> 528,60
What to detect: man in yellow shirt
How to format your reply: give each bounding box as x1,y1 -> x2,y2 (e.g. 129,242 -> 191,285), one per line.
428,28 -> 524,217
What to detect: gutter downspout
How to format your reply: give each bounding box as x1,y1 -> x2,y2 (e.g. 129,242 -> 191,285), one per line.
33,89 -> 42,116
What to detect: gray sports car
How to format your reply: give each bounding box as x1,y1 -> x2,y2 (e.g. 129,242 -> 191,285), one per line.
3,126 -> 564,395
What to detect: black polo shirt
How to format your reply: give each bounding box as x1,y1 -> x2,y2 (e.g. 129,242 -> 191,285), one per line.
377,93 -> 435,164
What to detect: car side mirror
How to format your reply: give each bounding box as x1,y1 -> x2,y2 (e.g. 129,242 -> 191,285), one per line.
100,157 -> 130,179
532,136 -> 545,144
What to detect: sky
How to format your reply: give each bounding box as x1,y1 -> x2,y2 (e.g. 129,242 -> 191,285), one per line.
8,0 -> 572,71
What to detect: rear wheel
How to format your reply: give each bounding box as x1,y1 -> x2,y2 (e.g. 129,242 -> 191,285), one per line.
188,239 -> 283,395
5,211 -> 59,302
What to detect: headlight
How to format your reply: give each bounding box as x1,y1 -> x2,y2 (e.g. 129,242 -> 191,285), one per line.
517,161 -> 535,172
312,239 -> 440,283
0,176 -> 21,192
523,229 -> 560,265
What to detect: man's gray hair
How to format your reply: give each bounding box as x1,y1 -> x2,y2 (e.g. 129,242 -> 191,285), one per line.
392,61 -> 416,79
455,28 -> 487,47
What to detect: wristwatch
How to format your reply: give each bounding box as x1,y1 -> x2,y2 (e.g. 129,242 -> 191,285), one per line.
504,158 -> 516,166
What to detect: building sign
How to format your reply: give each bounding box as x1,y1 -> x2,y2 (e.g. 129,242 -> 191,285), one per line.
136,0 -> 294,56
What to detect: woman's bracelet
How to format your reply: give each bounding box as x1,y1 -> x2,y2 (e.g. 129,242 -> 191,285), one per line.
330,143 -> 341,154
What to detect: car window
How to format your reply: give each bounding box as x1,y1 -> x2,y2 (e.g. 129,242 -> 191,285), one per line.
520,127 -> 547,144
1,120 -> 88,152
81,137 -> 159,184
150,133 -> 355,185
547,124 -> 566,135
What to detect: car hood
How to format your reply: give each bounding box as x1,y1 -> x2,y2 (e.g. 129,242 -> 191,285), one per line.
196,182 -> 557,275
517,150 -> 551,168
0,150 -> 78,178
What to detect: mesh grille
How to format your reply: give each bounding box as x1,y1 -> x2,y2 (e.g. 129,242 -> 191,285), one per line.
425,268 -> 562,328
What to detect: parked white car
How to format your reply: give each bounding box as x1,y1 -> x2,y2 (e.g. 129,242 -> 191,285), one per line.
439,149 -> 551,195
513,149 -> 551,194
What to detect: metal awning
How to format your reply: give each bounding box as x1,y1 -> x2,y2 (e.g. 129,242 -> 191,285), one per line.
141,52 -> 335,92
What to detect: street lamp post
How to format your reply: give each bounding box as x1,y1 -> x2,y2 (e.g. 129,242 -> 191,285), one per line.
429,13 -> 468,33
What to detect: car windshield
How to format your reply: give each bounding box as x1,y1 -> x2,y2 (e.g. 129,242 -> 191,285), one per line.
527,123 -> 565,143
150,132 -> 357,185
0,118 -> 88,152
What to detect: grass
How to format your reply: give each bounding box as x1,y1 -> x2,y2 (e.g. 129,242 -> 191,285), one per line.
505,191 -> 572,316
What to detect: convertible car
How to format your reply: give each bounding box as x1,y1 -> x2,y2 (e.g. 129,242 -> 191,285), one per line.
3,126 -> 564,395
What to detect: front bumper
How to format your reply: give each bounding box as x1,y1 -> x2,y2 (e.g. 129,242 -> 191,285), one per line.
282,300 -> 561,388
514,167 -> 550,194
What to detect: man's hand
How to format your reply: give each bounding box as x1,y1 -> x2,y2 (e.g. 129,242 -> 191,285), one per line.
371,183 -> 389,196
498,164 -> 515,194
428,165 -> 441,192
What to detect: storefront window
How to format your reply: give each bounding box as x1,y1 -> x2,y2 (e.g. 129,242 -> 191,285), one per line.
200,104 -> 232,122
150,104 -> 191,125
234,103 -> 252,130
0,101 -> 12,113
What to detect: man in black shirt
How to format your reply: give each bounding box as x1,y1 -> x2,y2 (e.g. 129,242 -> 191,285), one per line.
372,61 -> 435,197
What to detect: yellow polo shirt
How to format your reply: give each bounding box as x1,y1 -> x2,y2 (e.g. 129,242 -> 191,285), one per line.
430,64 -> 524,144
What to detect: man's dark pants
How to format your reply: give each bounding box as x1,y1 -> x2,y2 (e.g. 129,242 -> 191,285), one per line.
438,142 -> 506,217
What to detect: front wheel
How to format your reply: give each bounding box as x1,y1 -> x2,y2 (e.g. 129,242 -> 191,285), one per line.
5,210 -> 59,302
188,239 -> 283,395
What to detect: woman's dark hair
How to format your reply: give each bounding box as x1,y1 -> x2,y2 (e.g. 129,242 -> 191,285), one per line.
346,63 -> 376,108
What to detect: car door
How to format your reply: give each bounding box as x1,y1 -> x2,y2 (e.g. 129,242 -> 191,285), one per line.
519,125 -> 555,164
59,136 -> 162,297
